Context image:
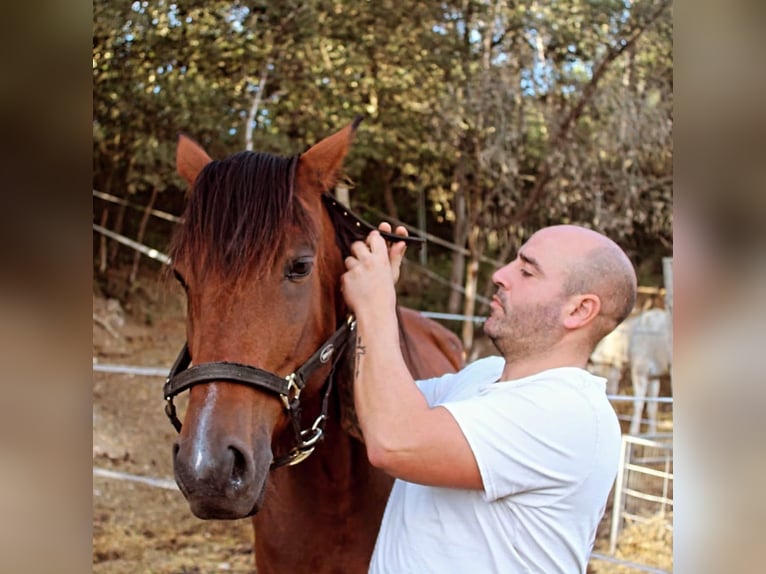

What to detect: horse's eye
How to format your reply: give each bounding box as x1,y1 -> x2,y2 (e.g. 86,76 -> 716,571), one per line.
173,269 -> 189,291
286,257 -> 314,281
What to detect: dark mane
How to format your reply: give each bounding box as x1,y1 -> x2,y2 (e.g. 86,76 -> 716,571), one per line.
170,151 -> 317,282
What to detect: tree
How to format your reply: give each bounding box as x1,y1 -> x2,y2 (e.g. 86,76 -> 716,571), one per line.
93,0 -> 673,331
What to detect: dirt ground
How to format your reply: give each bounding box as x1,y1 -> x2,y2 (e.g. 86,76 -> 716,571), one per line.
92,268 -> 672,573
93,269 -> 255,573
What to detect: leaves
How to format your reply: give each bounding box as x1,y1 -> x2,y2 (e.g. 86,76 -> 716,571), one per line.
93,0 -> 672,281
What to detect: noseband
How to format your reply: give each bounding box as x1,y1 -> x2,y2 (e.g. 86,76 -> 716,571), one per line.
164,316 -> 356,469
164,193 -> 423,469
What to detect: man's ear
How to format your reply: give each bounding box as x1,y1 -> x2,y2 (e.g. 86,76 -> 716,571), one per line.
563,294 -> 601,329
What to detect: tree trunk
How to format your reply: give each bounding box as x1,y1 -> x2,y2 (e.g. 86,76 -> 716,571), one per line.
129,187 -> 159,287
99,208 -> 109,273
108,203 -> 127,264
448,159 -> 468,314
381,175 -> 398,220
460,224 -> 481,351
245,64 -> 269,151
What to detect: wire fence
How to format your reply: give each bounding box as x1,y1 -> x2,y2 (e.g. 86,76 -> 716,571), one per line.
93,188 -> 673,572
92,361 -> 672,573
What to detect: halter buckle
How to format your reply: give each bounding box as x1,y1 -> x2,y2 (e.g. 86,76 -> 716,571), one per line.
284,446 -> 315,466
282,419 -> 326,466
280,373 -> 301,411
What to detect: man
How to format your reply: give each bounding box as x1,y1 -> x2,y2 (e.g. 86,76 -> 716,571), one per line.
341,223 -> 637,574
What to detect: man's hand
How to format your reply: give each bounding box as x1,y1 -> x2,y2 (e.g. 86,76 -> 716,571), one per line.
378,222 -> 408,284
341,223 -> 407,319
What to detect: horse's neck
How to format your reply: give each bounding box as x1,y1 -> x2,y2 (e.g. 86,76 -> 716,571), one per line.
331,314 -> 435,441
253,415 -> 392,573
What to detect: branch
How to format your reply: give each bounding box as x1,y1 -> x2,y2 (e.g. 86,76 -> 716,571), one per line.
513,0 -> 672,223
245,62 -> 270,151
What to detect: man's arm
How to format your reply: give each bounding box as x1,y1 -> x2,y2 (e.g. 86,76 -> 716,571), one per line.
341,229 -> 482,489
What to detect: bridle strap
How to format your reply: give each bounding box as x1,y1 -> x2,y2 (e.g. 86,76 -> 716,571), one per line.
164,352 -> 293,401
163,316 -> 356,468
321,194 -> 424,249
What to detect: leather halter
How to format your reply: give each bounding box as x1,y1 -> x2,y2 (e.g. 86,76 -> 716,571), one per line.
164,316 -> 356,469
321,194 -> 425,251
163,193 -> 423,469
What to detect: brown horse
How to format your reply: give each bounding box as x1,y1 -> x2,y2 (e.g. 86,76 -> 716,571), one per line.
164,118 -> 464,573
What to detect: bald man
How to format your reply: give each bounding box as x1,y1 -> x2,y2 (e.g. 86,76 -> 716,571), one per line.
341,224 -> 637,574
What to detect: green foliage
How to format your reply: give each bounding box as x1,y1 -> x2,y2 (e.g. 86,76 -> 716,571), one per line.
94,0 -> 673,285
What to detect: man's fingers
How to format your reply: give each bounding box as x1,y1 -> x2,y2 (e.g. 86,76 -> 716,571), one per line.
377,222 -> 409,240
349,238 -> 370,258
344,255 -> 359,270
349,231 -> 388,261
365,230 -> 389,253
390,242 -> 407,262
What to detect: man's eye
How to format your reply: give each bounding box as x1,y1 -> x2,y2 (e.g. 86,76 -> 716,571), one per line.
520,269 -> 533,277
286,257 -> 314,280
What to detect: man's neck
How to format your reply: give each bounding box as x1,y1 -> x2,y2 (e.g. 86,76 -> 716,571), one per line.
499,349 -> 588,382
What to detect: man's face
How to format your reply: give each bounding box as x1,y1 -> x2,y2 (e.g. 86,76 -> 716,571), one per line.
483,230 -> 570,355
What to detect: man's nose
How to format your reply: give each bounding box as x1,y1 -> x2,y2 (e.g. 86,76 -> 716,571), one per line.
491,263 -> 512,288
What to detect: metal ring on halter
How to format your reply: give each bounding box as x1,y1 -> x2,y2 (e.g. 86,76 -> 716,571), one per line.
299,427 -> 324,449
280,373 -> 301,411
282,414 -> 327,466
164,315 -> 357,469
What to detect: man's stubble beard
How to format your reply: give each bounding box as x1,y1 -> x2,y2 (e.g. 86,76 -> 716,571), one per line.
484,298 -> 563,361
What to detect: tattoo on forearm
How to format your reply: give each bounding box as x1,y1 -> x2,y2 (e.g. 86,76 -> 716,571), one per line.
354,337 -> 366,380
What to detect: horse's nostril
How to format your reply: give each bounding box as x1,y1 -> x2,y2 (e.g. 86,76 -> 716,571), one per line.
172,442 -> 180,460
228,445 -> 250,488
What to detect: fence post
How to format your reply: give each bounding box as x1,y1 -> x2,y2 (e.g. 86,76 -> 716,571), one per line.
609,435 -> 630,554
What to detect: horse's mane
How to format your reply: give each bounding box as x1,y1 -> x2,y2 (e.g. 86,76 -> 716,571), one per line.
170,151 -> 318,282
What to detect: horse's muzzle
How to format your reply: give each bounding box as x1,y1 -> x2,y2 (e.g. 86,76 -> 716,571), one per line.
172,436 -> 269,519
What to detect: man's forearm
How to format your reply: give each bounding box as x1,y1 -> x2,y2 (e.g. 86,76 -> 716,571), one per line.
353,312 -> 430,469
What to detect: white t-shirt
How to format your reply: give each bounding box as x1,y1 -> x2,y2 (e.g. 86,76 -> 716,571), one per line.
369,356 -> 621,574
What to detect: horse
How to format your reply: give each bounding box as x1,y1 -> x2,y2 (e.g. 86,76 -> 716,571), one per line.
588,308 -> 672,435
626,308 -> 672,435
163,118 -> 465,573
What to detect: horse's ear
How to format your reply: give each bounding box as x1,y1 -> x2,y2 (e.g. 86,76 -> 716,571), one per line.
177,133 -> 213,188
298,116 -> 363,192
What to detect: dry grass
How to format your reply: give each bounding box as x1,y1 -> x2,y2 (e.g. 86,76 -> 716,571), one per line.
591,512 -> 673,573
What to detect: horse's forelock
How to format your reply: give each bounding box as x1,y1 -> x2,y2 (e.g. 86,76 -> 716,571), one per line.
170,151 -> 318,282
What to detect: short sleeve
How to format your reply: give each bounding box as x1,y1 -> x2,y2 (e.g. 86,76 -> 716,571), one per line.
417,356 -> 504,406
415,372 -> 458,406
442,381 -> 600,502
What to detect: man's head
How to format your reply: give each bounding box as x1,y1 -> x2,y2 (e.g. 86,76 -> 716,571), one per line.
484,225 -> 637,363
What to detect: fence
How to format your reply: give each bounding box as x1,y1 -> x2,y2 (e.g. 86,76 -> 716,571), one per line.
609,433 -> 674,556
93,188 -> 670,319
92,362 -> 673,573
93,188 -> 673,572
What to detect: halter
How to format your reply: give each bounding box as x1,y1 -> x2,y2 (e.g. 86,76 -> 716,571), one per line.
163,194 -> 423,469
164,315 -> 356,469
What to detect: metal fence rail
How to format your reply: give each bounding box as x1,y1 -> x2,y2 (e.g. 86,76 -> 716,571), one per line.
94,190 -> 673,572
93,363 -> 673,572
609,434 -> 673,554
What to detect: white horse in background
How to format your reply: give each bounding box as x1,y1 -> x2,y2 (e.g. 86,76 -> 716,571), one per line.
589,308 -> 672,435
589,317 -> 633,396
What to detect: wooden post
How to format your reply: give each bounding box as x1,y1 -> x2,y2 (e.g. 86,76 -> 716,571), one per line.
335,182 -> 350,207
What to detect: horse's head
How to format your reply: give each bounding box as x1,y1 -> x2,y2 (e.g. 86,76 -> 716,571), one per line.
167,121 -> 360,519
